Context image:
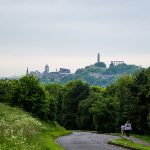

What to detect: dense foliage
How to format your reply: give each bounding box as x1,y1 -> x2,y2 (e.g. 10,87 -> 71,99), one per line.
61,80 -> 90,129
0,67 -> 150,134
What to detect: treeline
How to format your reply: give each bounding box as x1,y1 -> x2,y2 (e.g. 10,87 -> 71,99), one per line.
0,68 -> 150,134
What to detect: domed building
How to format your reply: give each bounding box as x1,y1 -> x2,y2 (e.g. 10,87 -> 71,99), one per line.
44,64 -> 49,74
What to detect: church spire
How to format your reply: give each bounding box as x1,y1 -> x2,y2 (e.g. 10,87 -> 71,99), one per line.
97,53 -> 100,63
26,67 -> 29,75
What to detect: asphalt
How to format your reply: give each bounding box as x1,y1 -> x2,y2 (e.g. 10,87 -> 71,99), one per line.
56,131 -> 127,150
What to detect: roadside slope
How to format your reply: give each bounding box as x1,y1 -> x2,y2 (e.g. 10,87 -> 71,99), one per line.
0,103 -> 70,150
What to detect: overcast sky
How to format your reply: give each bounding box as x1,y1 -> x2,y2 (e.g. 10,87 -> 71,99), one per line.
0,0 -> 150,76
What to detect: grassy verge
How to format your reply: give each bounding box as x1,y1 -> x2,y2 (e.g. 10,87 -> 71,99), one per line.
132,134 -> 150,143
108,138 -> 150,150
0,103 -> 71,150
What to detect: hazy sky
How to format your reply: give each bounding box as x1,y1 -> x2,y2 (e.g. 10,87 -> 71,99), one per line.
0,0 -> 150,76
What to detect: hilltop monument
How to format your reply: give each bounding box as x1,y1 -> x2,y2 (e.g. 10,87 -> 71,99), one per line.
97,53 -> 100,63
94,53 -> 106,68
109,61 -> 124,68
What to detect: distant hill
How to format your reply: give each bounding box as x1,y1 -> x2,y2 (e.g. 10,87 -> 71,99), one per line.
39,63 -> 141,87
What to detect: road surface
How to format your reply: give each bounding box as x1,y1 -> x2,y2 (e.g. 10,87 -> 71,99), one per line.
56,131 -> 127,150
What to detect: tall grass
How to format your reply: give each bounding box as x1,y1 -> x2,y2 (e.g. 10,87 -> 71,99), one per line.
0,103 -> 70,150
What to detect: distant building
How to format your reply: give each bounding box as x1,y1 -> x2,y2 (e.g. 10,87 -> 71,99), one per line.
109,61 -> 124,68
50,72 -> 60,78
44,64 -> 49,74
28,65 -> 71,81
59,68 -> 71,74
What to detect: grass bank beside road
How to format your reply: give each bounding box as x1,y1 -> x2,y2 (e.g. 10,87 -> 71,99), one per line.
108,136 -> 150,150
0,103 -> 71,150
132,134 -> 150,144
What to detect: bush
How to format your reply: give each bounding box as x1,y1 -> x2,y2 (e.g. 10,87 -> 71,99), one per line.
12,75 -> 50,120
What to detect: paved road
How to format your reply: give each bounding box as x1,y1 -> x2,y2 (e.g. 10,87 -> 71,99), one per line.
56,131 -> 127,150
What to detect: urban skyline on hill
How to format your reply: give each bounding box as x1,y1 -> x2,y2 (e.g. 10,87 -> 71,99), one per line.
0,0 -> 150,76
0,52 -> 148,77
26,53 -> 141,87
28,53 -> 126,75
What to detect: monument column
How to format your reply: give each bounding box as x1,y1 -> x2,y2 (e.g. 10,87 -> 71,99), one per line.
97,53 -> 100,63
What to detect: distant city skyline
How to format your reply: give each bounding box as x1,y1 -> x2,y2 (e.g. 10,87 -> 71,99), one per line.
0,0 -> 150,76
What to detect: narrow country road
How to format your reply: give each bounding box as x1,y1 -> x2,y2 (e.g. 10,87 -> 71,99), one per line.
56,131 -> 127,150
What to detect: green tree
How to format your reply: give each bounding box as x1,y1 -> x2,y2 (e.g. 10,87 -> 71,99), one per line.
76,86 -> 105,130
90,96 -> 119,133
12,75 -> 50,120
61,80 -> 90,129
114,76 -> 134,126
131,69 -> 150,133
45,83 -> 64,122
0,79 -> 17,103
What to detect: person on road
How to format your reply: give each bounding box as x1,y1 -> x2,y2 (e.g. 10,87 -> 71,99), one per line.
125,120 -> 132,138
120,125 -> 125,136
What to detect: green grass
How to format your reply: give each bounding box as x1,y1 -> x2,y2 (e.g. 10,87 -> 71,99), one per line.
132,134 -> 150,143
109,138 -> 150,150
108,133 -> 150,143
0,103 -> 71,150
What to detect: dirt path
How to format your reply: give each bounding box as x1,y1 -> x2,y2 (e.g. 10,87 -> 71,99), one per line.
56,131 -> 127,150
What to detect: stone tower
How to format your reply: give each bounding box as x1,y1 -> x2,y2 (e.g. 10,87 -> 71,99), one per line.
97,53 -> 100,63
44,64 -> 49,74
